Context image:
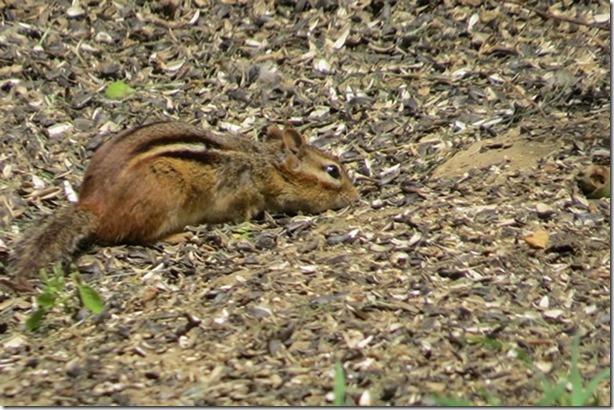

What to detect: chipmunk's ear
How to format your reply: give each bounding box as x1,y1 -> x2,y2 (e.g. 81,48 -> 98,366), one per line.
265,125 -> 284,140
281,128 -> 305,155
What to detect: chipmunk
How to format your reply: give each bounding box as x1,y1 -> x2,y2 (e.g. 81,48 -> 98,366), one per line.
6,121 -> 358,292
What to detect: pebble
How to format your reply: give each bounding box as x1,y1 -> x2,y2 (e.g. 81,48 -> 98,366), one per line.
327,233 -> 352,246
543,309 -> 564,319
390,251 -> 409,266
67,5 -> 86,18
371,198 -> 384,209
536,203 -> 555,219
358,390 -> 371,406
46,122 -> 73,138
95,31 -> 114,44
254,233 -> 276,250
3,335 -> 27,350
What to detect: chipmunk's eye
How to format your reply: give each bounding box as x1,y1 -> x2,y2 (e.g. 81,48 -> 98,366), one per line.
324,164 -> 341,179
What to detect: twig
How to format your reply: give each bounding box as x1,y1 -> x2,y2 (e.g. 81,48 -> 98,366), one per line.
503,0 -> 610,31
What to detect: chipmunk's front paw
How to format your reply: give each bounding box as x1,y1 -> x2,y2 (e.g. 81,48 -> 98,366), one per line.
162,231 -> 199,245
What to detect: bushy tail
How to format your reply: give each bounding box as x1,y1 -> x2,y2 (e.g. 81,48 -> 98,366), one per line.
5,206 -> 98,292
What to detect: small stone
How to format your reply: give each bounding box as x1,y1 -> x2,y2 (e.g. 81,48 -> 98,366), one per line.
246,306 -> 272,318
594,13 -> 609,23
298,238 -> 319,253
3,335 -> 27,350
101,63 -> 120,77
65,358 -> 82,378
73,118 -> 93,131
299,265 -> 317,273
536,203 -> 555,219
370,243 -> 392,253
543,309 -> 564,319
72,92 -> 94,109
236,241 -> 254,252
268,339 -> 283,356
67,5 -> 86,18
535,361 -> 553,374
425,381 -> 446,393
326,233 -> 350,246
244,255 -> 259,265
538,295 -> 549,308
358,390 -> 371,406
254,233 -> 276,250
46,122 -> 73,138
95,31 -> 114,44
584,305 -> 597,314
178,335 -> 192,348
160,59 -> 185,73
315,58 -> 332,74
390,251 -> 409,266
371,198 -> 384,209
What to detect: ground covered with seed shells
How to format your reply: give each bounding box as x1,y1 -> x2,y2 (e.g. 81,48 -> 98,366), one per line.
0,0 -> 610,406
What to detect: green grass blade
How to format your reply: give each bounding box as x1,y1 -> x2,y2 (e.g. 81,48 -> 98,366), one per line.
25,308 -> 47,331
332,361 -> 346,406
579,368 -> 611,406
433,396 -> 474,406
482,389 -> 501,406
569,336 -> 585,406
536,380 -> 567,406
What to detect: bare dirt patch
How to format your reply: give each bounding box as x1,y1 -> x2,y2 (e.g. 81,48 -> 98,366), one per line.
432,127 -> 563,181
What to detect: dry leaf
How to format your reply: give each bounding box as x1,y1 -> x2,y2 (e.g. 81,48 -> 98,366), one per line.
523,228 -> 549,249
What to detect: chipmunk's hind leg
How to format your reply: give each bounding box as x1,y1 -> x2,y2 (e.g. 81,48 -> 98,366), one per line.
99,159 -> 199,244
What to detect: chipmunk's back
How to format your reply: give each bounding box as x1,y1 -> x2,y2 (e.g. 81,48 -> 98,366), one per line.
78,122 -> 260,243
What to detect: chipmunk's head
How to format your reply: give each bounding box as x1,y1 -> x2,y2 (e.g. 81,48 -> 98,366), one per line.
266,125 -> 359,214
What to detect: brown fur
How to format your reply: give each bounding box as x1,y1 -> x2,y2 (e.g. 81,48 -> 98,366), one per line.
7,122 -> 358,291
8,207 -> 97,289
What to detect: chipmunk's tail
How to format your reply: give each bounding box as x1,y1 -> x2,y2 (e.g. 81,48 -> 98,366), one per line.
5,206 -> 98,292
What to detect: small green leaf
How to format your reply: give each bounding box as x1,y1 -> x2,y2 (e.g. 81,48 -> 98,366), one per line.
36,290 -> 58,309
39,267 -> 50,282
78,285 -> 105,314
569,336 -> 584,406
26,308 -> 47,331
104,81 -> 134,100
332,361 -> 346,406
